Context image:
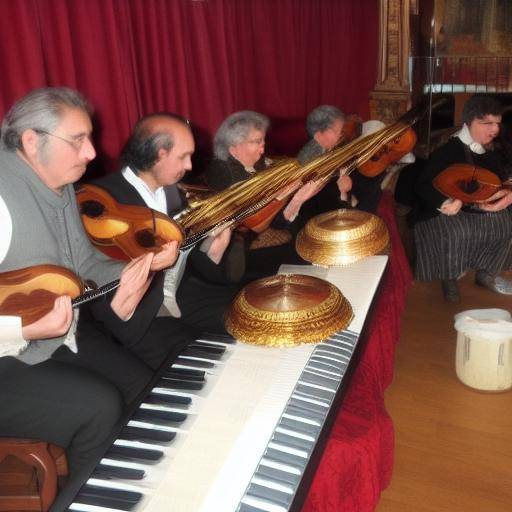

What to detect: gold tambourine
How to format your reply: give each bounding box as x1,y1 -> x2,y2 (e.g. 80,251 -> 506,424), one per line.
296,209 -> 389,266
225,274 -> 353,347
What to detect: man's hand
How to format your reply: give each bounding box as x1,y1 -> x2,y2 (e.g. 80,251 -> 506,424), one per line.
207,227 -> 233,264
110,253 -> 154,320
150,240 -> 180,271
22,296 -> 73,341
439,198 -> 463,216
478,189 -> 512,212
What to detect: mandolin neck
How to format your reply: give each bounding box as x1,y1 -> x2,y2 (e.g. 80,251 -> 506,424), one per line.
71,279 -> 121,308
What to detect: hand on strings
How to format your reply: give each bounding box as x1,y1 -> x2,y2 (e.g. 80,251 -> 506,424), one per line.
275,180 -> 302,201
283,179 -> 325,221
336,170 -> 353,195
438,198 -> 463,216
477,189 -> 512,212
22,295 -> 73,341
150,240 -> 180,271
110,253 -> 154,320
207,226 -> 233,264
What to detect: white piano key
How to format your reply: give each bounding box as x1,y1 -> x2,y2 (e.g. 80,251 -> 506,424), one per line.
139,403 -> 198,415
86,478 -> 146,494
126,420 -> 182,433
99,458 -> 147,471
69,503 -> 127,512
113,439 -> 165,452
177,354 -> 226,365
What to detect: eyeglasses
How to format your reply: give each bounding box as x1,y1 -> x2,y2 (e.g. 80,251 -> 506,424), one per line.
245,137 -> 265,145
34,129 -> 90,152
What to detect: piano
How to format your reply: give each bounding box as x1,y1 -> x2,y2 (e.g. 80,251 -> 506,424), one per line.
52,255 -> 388,512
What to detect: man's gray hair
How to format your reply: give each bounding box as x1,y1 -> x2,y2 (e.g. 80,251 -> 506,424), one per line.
1,87 -> 92,151
306,105 -> 345,138
214,110 -> 270,161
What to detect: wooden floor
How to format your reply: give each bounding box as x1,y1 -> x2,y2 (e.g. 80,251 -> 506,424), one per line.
377,272 -> 512,512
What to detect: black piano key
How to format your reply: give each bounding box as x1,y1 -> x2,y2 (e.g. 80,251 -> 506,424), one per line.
289,397 -> 328,416
246,482 -> 293,509
107,444 -> 163,462
92,464 -> 145,480
180,347 -> 224,361
287,404 -> 325,423
120,425 -> 176,443
133,408 -> 187,424
280,417 -> 320,437
197,332 -> 236,344
272,432 -> 314,453
295,383 -> 334,401
161,367 -> 206,381
188,342 -> 226,355
75,485 -> 142,511
158,378 -> 205,391
300,371 -> 338,391
238,503 -> 266,512
255,464 -> 301,487
309,355 -> 345,371
307,359 -> 343,375
265,448 -> 307,470
174,357 -> 215,369
145,392 -> 192,406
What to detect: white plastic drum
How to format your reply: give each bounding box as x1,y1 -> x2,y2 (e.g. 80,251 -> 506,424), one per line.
454,309 -> 512,392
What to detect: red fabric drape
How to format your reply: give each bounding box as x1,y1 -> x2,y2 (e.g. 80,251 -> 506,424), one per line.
0,0 -> 378,170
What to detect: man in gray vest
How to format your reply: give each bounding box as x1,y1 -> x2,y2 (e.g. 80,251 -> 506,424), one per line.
0,88 -> 184,480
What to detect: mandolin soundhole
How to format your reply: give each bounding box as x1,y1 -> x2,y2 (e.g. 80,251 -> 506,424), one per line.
135,229 -> 157,248
80,200 -> 105,218
457,179 -> 479,194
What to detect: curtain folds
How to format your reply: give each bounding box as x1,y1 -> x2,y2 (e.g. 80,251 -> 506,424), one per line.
0,0 -> 378,171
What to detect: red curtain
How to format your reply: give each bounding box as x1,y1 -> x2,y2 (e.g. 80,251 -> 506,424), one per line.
0,0 -> 378,171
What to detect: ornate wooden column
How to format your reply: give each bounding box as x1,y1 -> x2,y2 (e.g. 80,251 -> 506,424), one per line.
369,0 -> 412,123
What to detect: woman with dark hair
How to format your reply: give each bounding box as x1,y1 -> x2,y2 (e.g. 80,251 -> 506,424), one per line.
414,95 -> 512,302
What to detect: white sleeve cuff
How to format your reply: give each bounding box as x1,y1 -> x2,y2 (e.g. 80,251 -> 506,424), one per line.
0,316 -> 29,357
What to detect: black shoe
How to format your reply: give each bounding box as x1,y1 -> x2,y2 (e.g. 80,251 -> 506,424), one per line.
475,270 -> 512,294
441,279 -> 460,303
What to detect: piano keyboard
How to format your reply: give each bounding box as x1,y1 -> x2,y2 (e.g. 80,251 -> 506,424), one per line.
59,255 -> 388,512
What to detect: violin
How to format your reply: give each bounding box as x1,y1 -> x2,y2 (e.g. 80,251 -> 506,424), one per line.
338,114 -> 363,146
432,163 -> 503,204
358,127 -> 417,177
0,264 -> 119,326
76,184 -> 185,260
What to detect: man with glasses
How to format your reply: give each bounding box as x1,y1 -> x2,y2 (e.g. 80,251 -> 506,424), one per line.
0,87 -> 189,481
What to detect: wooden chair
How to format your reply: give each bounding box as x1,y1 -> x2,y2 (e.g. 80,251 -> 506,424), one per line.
0,438 -> 68,512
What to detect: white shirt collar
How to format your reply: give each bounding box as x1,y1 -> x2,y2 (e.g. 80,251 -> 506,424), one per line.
122,166 -> 167,214
455,124 -> 486,155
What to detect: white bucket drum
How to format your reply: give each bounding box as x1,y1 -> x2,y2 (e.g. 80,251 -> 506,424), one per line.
454,309 -> 512,392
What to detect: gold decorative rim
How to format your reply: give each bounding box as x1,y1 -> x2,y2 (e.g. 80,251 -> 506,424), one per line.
296,209 -> 389,266
225,274 -> 353,347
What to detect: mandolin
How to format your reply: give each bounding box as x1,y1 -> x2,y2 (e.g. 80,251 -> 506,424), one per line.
77,184 -> 185,261
358,127 -> 417,177
432,163 -> 504,204
0,264 -> 120,326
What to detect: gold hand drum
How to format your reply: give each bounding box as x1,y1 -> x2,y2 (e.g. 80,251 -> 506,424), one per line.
225,274 -> 353,347
296,209 -> 389,266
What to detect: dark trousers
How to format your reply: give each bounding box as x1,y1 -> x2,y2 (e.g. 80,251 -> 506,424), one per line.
177,273 -> 239,335
0,357 -> 122,479
0,321 -> 155,478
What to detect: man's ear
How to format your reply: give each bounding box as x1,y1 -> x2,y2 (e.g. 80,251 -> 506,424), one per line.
156,147 -> 169,162
313,130 -> 324,146
20,129 -> 40,158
